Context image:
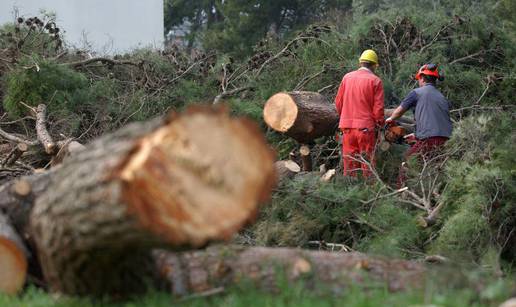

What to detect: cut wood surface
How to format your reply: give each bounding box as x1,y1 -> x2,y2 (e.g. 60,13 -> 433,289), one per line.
263,91 -> 339,143
154,245 -> 426,296
299,144 -> 313,171
274,160 -> 301,182
26,107 -> 276,296
0,213 -> 28,294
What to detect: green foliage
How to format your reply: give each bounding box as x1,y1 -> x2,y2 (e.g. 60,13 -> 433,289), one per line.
3,59 -> 89,117
429,114 -> 516,265
2,275 -> 514,307
254,174 -> 426,257
166,0 -> 352,56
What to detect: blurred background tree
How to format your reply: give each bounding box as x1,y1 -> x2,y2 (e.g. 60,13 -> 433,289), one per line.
164,0 -> 352,56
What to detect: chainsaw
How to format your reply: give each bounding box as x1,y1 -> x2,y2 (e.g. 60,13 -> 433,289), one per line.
379,121 -> 415,151
333,121 -> 415,151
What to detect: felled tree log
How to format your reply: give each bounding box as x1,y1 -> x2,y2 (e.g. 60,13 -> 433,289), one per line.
25,107 -> 275,296
154,245 -> 426,296
0,213 -> 28,294
263,91 -> 339,143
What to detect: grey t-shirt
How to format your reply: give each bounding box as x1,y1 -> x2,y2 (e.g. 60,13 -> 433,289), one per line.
400,84 -> 453,139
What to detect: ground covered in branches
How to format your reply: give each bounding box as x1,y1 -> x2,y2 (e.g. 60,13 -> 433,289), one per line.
0,0 -> 515,305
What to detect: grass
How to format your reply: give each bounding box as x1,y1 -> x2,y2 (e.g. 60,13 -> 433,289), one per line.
1,277 -> 513,307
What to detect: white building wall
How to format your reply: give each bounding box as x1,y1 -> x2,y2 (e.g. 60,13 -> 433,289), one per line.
0,0 -> 164,54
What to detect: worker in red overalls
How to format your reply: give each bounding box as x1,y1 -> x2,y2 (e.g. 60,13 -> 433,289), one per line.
335,49 -> 385,177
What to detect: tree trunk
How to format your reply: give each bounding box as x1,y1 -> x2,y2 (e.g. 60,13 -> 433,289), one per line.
0,213 -> 28,294
154,245 -> 426,296
263,91 -> 339,143
299,145 -> 312,171
26,107 -> 275,296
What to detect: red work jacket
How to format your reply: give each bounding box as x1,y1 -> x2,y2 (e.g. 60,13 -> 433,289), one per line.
334,68 -> 385,129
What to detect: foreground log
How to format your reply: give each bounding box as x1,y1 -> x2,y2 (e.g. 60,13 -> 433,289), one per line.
0,213 -> 28,294
263,91 -> 339,143
154,245 -> 426,296
25,107 -> 275,296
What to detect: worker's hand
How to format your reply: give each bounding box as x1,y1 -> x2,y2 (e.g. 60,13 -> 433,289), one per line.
385,117 -> 395,125
404,133 -> 416,144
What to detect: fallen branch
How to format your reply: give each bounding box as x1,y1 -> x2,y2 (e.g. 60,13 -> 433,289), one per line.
154,245 -> 426,296
0,127 -> 38,146
256,37 -> 328,76
63,57 -> 141,68
213,86 -> 253,104
294,68 -> 326,91
1,143 -> 28,167
361,187 -> 408,205
35,104 -> 55,154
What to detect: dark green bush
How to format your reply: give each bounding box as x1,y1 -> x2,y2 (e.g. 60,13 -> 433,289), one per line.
3,59 -> 89,117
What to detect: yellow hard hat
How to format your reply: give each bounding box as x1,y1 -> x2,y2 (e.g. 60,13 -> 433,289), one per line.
359,49 -> 379,65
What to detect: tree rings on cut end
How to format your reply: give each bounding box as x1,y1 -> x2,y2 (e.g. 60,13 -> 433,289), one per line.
118,108 -> 276,247
263,93 -> 298,132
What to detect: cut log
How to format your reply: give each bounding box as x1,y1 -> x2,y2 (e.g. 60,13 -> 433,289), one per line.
299,145 -> 313,171
27,106 -> 275,296
320,169 -> 336,182
35,104 -> 55,155
0,173 -> 52,240
0,213 -> 28,294
263,91 -> 339,143
154,245 -> 426,296
274,160 -> 301,182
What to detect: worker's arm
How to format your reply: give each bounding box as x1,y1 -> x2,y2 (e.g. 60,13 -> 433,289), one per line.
334,78 -> 345,114
386,105 -> 407,122
373,80 -> 385,126
386,90 -> 417,123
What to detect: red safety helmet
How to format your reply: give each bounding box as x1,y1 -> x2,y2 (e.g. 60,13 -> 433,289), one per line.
415,63 -> 444,81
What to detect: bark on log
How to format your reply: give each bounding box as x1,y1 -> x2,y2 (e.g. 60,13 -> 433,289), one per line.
263,91 -> 339,143
274,160 -> 300,182
0,213 -> 28,294
35,104 -> 55,155
50,140 -> 85,166
154,245 -> 426,296
27,107 -> 275,296
0,173 -> 52,240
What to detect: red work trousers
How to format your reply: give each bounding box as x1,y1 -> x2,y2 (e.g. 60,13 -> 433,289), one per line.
341,128 -> 376,177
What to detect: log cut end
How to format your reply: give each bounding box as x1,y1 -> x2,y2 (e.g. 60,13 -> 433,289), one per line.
117,108 -> 276,247
263,93 -> 299,133
0,238 -> 27,294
